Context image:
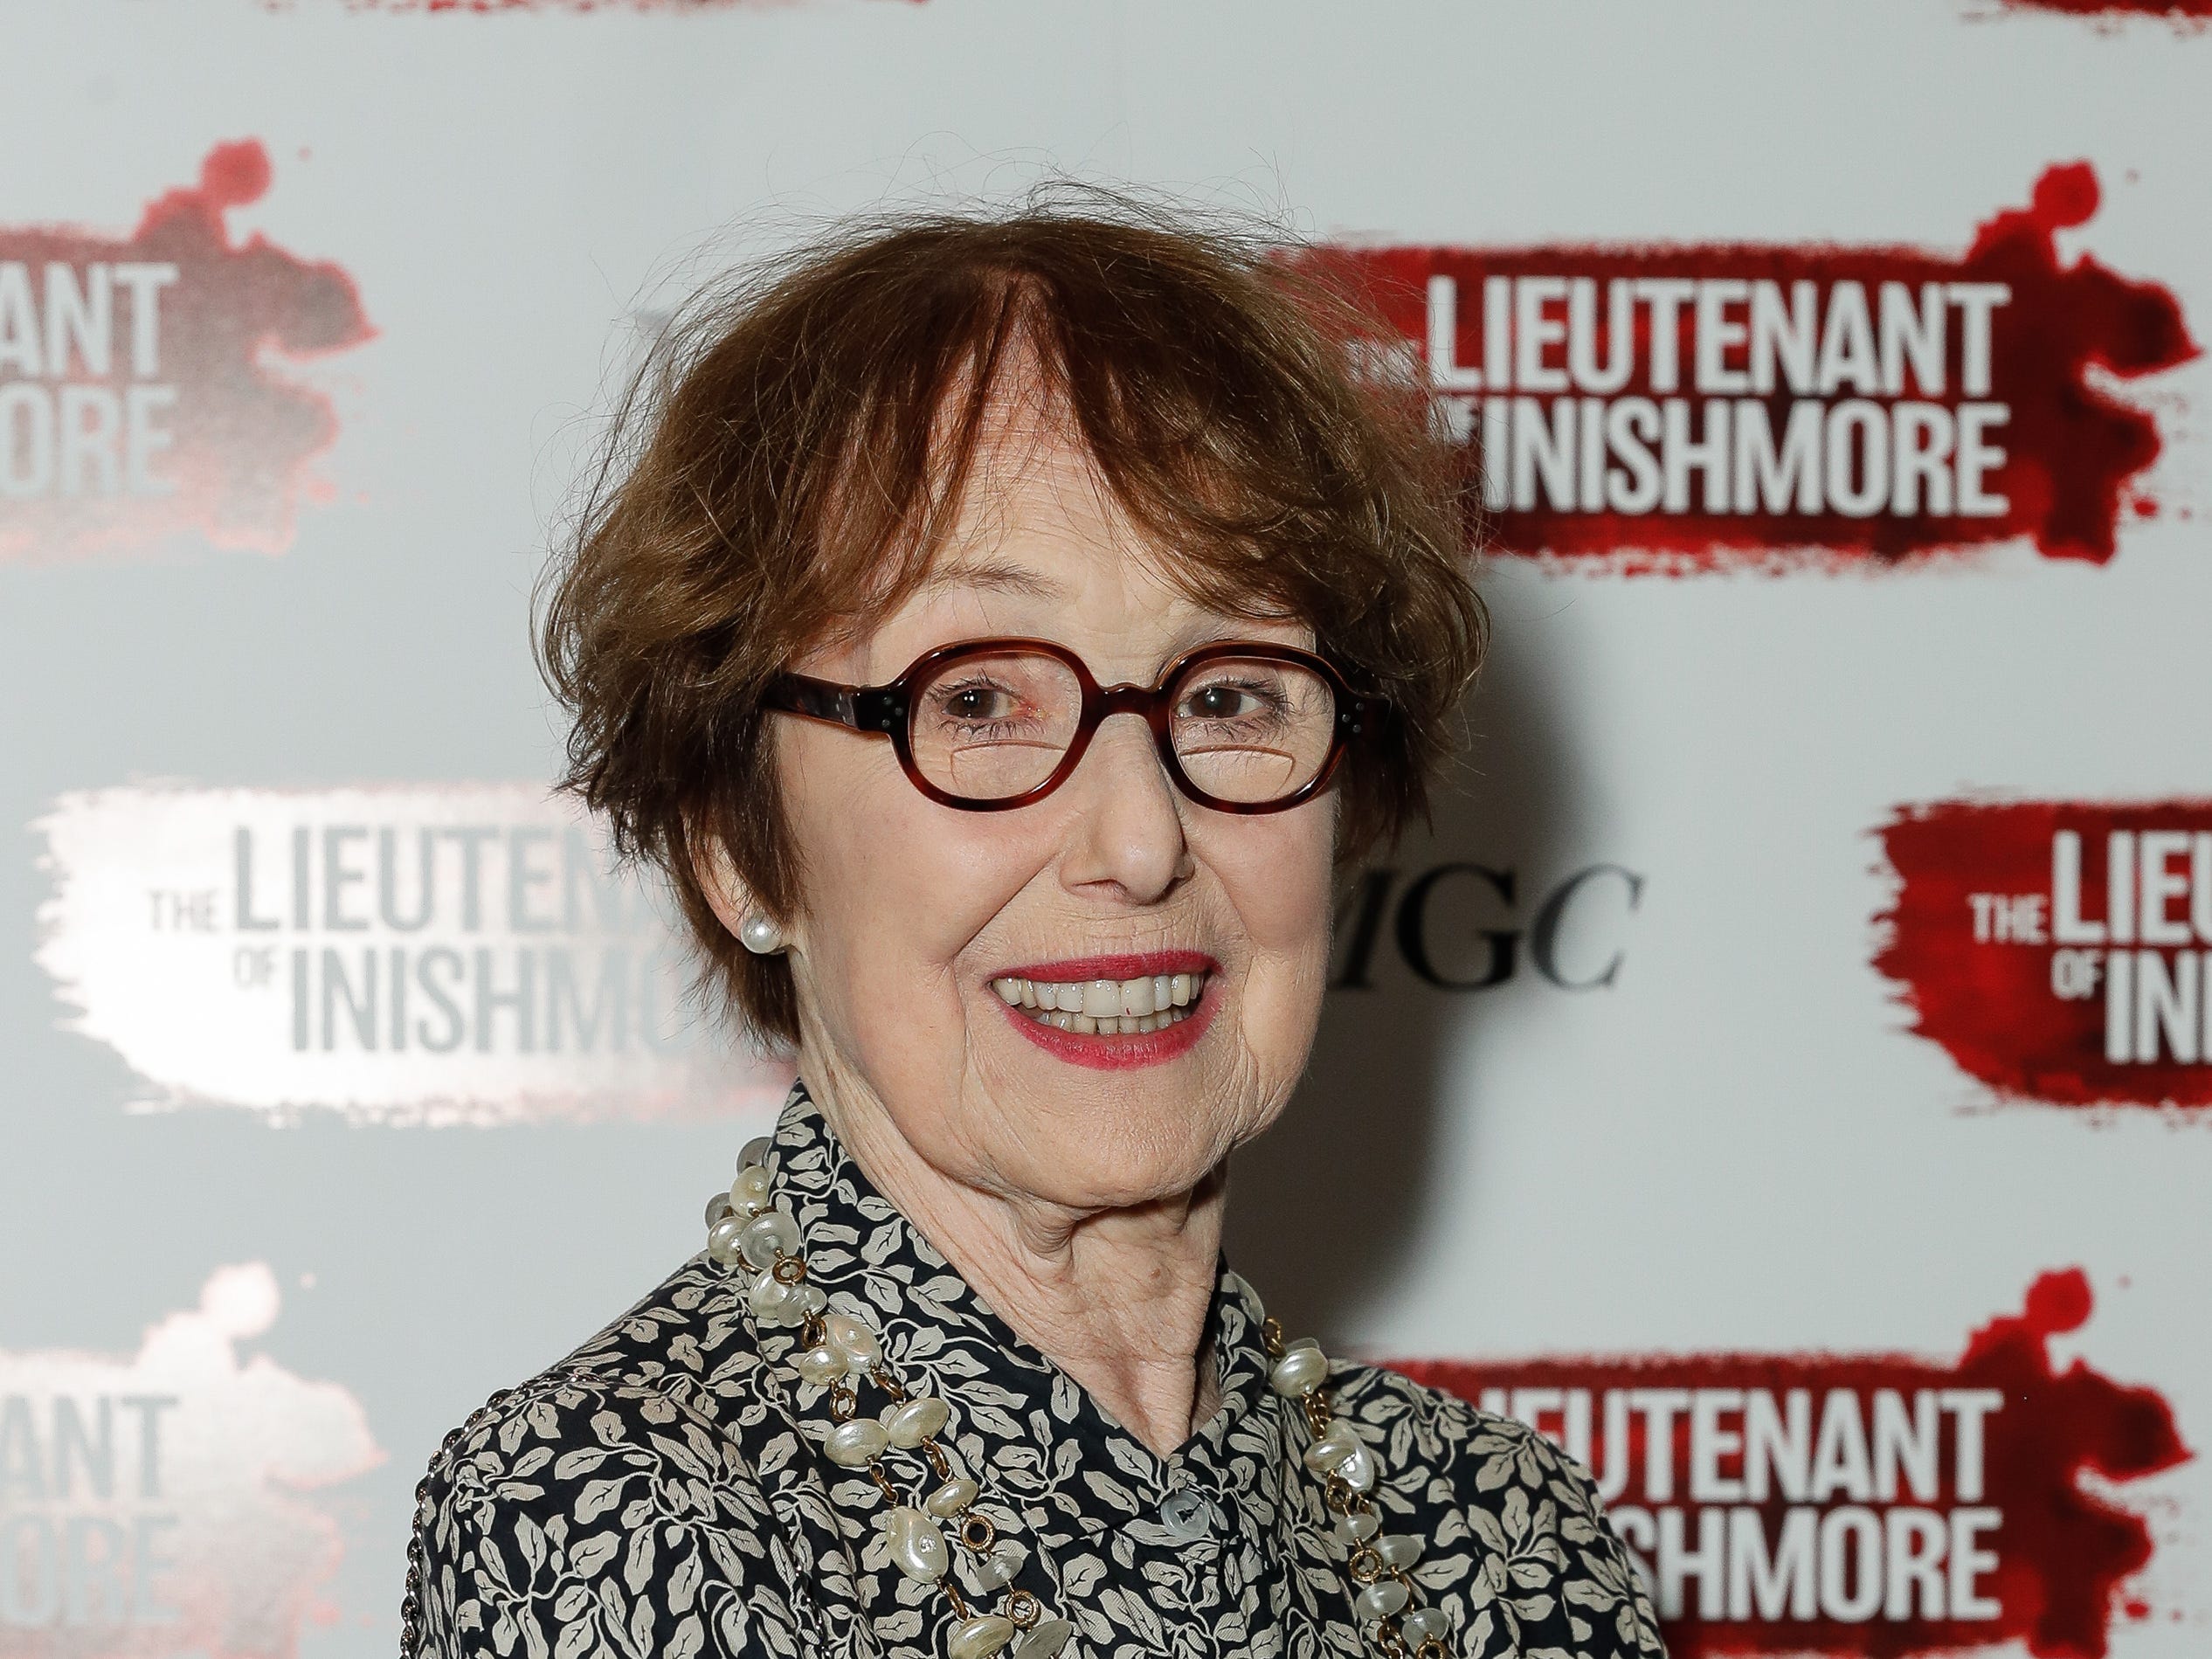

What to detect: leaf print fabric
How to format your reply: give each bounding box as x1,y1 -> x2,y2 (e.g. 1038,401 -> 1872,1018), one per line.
408,1081 -> 1667,1659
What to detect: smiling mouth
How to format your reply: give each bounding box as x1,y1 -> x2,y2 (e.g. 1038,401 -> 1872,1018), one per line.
989,969 -> 1209,1036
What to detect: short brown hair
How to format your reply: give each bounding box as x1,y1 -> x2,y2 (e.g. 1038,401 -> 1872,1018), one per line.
537,190 -> 1486,1047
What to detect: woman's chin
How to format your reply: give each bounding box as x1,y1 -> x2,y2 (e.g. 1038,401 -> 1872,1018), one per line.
997,1130 -> 1229,1216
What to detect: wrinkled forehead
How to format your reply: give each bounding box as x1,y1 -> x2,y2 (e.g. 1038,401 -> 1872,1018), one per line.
827,335 -> 1296,657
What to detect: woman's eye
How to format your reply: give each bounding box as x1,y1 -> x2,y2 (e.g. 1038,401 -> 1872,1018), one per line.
933,681 -> 1027,727
1184,682 -> 1271,721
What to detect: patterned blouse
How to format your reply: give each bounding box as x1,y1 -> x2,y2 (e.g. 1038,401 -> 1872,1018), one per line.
407,1082 -> 1666,1659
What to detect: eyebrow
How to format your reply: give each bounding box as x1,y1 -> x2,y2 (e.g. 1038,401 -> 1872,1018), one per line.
914,559 -> 1068,600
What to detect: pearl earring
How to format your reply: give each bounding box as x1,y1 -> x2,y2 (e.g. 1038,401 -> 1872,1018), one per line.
738,912 -> 785,956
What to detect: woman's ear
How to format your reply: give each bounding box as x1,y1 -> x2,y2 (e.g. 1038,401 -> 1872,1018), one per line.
692,833 -> 757,939
694,833 -> 793,957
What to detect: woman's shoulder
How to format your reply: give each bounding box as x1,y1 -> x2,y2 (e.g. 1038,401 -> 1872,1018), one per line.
1323,1357 -> 1669,1658
435,1252 -> 766,1448
1325,1355 -> 1525,1438
418,1248 -> 778,1484
1325,1354 -> 1593,1504
404,1254 -> 796,1656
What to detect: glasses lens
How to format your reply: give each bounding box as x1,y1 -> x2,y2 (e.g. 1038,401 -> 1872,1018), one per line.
1170,655 -> 1338,805
908,649 -> 1084,801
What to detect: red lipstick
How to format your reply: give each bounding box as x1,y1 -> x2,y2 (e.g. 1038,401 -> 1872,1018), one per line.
994,949 -> 1214,982
990,951 -> 1221,1071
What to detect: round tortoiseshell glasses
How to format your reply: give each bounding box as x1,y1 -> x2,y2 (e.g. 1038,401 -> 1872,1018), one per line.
763,638 -> 1382,813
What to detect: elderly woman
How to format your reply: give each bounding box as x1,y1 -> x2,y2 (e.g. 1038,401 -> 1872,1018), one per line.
406,201 -> 1664,1659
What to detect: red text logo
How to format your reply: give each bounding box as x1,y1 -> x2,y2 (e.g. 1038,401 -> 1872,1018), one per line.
1306,167 -> 2196,570
1394,1272 -> 2188,1658
0,1264 -> 383,1650
1875,798 -> 2212,1109
0,141 -> 371,559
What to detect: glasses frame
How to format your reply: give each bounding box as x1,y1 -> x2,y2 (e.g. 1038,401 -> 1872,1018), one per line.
763,636 -> 1381,814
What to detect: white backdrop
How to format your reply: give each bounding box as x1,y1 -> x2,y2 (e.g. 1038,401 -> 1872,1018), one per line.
1,3 -> 2206,1657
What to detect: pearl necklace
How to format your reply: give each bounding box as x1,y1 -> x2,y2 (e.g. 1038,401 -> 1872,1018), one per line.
706,1136 -> 1453,1659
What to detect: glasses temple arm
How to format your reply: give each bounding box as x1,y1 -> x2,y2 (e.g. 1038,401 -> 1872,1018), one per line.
764,673 -> 861,728
765,673 -> 907,735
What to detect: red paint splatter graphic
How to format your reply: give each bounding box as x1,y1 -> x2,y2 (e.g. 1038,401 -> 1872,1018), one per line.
1874,798 -> 2212,1109
1300,166 -> 2197,571
0,1263 -> 384,1654
1993,0 -> 2211,16
0,141 -> 371,561
1393,1271 -> 2188,1659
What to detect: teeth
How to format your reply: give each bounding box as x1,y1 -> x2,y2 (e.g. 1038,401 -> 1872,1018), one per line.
988,969 -> 1207,1035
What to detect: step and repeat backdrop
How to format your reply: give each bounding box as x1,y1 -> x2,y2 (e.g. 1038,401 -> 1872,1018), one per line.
1,2 -> 2207,1657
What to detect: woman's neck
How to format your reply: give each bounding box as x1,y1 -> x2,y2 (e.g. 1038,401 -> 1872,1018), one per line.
798,1067 -> 1226,1458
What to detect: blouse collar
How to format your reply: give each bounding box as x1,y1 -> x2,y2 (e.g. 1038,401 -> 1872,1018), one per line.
754,1076 -> 1283,1500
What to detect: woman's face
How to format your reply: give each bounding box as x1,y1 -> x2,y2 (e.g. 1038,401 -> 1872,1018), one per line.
760,397 -> 1338,1216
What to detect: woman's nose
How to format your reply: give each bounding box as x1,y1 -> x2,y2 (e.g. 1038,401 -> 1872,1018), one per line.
1056,714 -> 1192,904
